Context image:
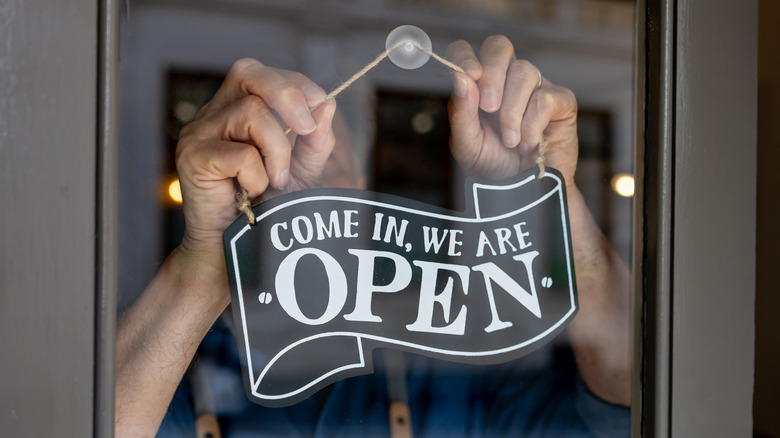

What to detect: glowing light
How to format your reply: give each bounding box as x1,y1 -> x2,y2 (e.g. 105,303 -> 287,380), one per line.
168,179 -> 183,203
611,173 -> 635,198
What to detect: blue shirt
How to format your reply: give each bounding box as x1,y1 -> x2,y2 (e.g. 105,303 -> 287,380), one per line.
159,317 -> 629,437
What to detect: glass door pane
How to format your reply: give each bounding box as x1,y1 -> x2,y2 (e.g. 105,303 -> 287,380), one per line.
116,1 -> 638,436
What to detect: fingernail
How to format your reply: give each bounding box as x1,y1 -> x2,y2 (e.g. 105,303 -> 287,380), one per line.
295,107 -> 316,134
279,168 -> 290,188
453,74 -> 468,98
503,129 -> 519,148
481,89 -> 499,111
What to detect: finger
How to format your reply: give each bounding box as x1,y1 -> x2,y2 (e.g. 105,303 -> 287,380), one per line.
519,86 -> 574,155
178,138 -> 270,200
276,69 -> 328,107
499,59 -> 543,148
205,58 -> 317,136
199,95 -> 293,189
448,71 -> 486,172
289,100 -> 338,188
477,35 -> 515,113
446,40 -> 483,81
203,59 -> 271,112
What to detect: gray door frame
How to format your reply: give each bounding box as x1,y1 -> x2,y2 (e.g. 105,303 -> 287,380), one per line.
1,0 -> 100,436
0,0 -> 756,436
635,0 -> 757,436
96,0 -> 120,436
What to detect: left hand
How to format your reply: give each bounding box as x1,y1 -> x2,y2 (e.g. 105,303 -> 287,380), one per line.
175,59 -> 337,256
447,36 -> 632,406
446,36 -> 579,187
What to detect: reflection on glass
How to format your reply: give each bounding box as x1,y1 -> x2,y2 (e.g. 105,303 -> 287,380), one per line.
117,1 -> 636,436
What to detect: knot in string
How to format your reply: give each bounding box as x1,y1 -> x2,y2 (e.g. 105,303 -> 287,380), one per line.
535,136 -> 550,179
236,189 -> 256,225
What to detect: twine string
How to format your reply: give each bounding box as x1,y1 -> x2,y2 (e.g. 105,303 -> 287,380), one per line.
236,188 -> 256,225
282,41 -> 464,135
535,136 -> 549,179
236,41 -> 547,225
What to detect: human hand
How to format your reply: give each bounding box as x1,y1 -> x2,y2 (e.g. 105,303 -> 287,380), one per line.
446,36 -> 579,187
175,59 -> 337,257
446,38 -> 632,406
116,62 -> 338,436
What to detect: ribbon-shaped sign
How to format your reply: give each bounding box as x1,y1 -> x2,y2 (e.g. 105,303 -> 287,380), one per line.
224,168 -> 577,407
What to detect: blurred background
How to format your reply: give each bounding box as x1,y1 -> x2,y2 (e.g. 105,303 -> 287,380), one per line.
117,0 -> 637,310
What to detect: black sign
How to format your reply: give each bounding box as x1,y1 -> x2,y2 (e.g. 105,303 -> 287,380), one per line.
224,168 -> 577,407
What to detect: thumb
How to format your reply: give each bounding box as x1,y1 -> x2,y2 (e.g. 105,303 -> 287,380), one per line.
288,100 -> 338,190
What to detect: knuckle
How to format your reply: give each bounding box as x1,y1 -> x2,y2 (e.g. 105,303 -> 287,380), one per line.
485,34 -> 512,47
177,120 -> 197,140
484,35 -> 514,53
510,62 -> 545,94
240,94 -> 271,119
174,134 -> 198,172
193,104 -> 210,120
324,131 -> 337,153
176,121 -> 204,154
244,173 -> 269,199
508,59 -> 534,76
238,145 -> 262,166
562,87 -> 578,111
501,107 -> 523,125
541,90 -> 557,108
532,89 -> 557,111
285,71 -> 307,85
274,82 -> 301,105
446,39 -> 470,57
257,177 -> 270,194
511,58 -> 534,71
507,60 -> 537,83
229,58 -> 262,78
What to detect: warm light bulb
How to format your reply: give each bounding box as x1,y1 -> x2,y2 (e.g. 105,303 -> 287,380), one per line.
611,173 -> 635,198
168,179 -> 183,203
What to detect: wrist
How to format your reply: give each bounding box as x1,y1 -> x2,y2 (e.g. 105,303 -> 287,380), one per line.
164,243 -> 231,314
565,181 -> 582,199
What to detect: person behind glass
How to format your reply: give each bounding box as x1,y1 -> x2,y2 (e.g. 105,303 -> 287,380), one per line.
115,35 -> 632,437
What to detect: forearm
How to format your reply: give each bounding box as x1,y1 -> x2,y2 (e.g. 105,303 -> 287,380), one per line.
566,185 -> 632,406
114,245 -> 230,437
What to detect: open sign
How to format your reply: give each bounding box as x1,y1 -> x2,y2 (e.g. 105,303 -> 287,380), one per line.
224,168 -> 577,407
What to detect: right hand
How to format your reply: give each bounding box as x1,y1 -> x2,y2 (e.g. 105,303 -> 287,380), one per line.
175,59 -> 338,259
446,36 -> 579,188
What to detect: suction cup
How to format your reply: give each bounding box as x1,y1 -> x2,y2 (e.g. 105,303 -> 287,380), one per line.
385,25 -> 432,70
